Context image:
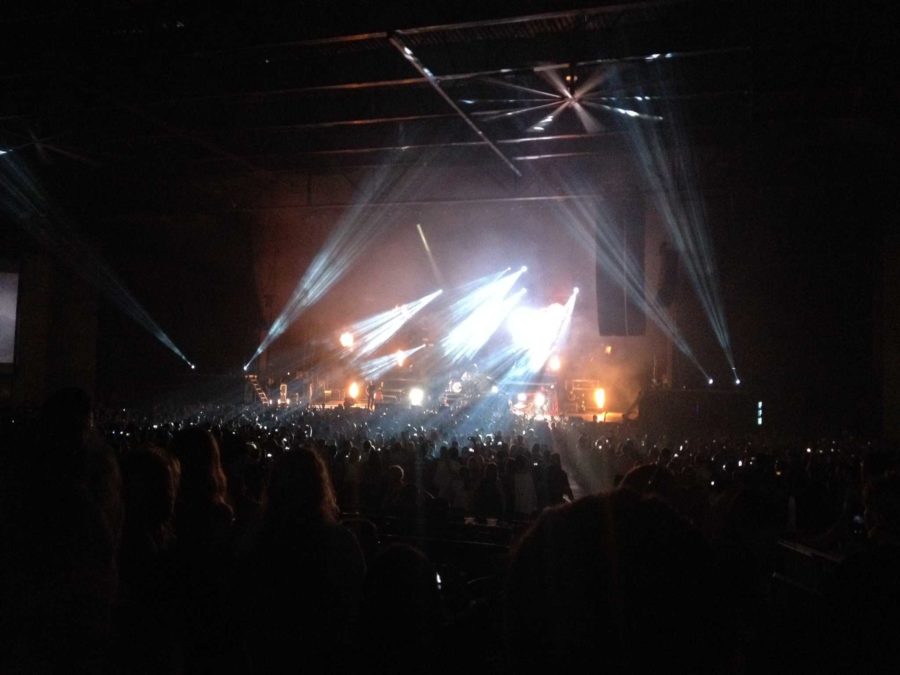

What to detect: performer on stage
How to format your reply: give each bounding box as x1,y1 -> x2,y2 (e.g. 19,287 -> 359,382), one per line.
366,380 -> 377,411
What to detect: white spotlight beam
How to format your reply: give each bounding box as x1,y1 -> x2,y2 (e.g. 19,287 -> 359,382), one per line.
358,344 -> 426,380
616,67 -> 736,373
351,289 -> 442,359
0,159 -> 194,368
247,158 -> 439,368
441,269 -> 526,363
548,185 -> 712,381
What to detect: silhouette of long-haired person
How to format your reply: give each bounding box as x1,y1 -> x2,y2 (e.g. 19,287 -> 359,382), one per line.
170,427 -> 236,673
239,447 -> 365,673
358,544 -> 443,674
1,387 -> 121,673
504,488 -> 729,673
111,445 -> 182,674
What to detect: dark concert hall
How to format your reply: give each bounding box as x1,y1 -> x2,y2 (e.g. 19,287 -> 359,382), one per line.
1,2 -> 897,673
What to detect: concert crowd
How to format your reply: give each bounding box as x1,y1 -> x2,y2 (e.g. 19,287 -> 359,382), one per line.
1,389 -> 899,673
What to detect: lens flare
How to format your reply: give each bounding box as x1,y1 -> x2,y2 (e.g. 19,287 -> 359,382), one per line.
409,387 -> 425,406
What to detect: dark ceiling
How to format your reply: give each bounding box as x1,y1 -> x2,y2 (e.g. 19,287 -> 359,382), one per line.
1,0 -> 892,180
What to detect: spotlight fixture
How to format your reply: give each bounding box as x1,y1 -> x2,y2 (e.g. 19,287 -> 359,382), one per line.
347,381 -> 360,400
564,64 -> 578,97
708,377 -> 714,386
409,387 -> 425,407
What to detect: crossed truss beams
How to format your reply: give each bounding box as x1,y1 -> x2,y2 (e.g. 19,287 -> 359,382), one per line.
387,32 -> 522,177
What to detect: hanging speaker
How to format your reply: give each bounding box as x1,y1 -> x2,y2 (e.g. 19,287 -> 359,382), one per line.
657,241 -> 679,308
596,196 -> 646,336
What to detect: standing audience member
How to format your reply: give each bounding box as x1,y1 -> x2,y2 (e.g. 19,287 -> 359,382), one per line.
357,544 -> 443,674
110,446 -> 181,674
239,447 -> 366,673
504,489 -> 729,673
0,388 -> 121,673
545,452 -> 575,505
825,471 -> 900,673
170,427 -> 237,673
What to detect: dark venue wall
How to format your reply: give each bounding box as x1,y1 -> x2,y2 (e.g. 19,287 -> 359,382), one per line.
0,225 -> 98,405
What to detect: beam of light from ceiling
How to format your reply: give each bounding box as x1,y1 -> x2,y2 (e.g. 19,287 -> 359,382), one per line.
348,289 -> 442,360
468,64 -> 662,137
528,99 -> 572,133
0,155 -> 195,368
582,99 -> 664,122
475,100 -> 564,123
573,68 -> 613,100
477,76 -> 562,99
535,68 -> 573,100
441,268 -> 527,364
245,158 -> 438,369
571,101 -> 605,133
546,180 -> 712,381
389,35 -> 522,177
619,72 -> 737,377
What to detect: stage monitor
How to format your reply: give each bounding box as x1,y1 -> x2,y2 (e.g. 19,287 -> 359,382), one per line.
0,270 -> 20,367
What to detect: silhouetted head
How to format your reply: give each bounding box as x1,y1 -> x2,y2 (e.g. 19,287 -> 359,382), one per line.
864,471 -> 900,543
621,464 -> 678,505
37,387 -> 94,473
386,464 -> 405,488
364,543 -> 441,628
170,427 -> 228,507
484,462 -> 499,482
505,489 -> 723,673
121,446 -> 178,536
265,447 -> 339,527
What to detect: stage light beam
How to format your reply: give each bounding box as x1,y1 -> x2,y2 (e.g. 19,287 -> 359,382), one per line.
0,156 -> 194,369
350,289 -> 441,360
441,268 -> 526,363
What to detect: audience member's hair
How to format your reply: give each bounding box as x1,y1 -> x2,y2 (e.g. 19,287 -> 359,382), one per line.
170,427 -> 228,508
505,489 -> 726,673
264,446 -> 339,527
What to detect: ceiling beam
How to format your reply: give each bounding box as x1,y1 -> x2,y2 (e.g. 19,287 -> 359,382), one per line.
387,32 -> 522,177
394,0 -> 688,35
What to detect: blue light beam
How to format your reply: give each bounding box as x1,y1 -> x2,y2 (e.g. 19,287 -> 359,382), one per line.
0,156 -> 194,367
